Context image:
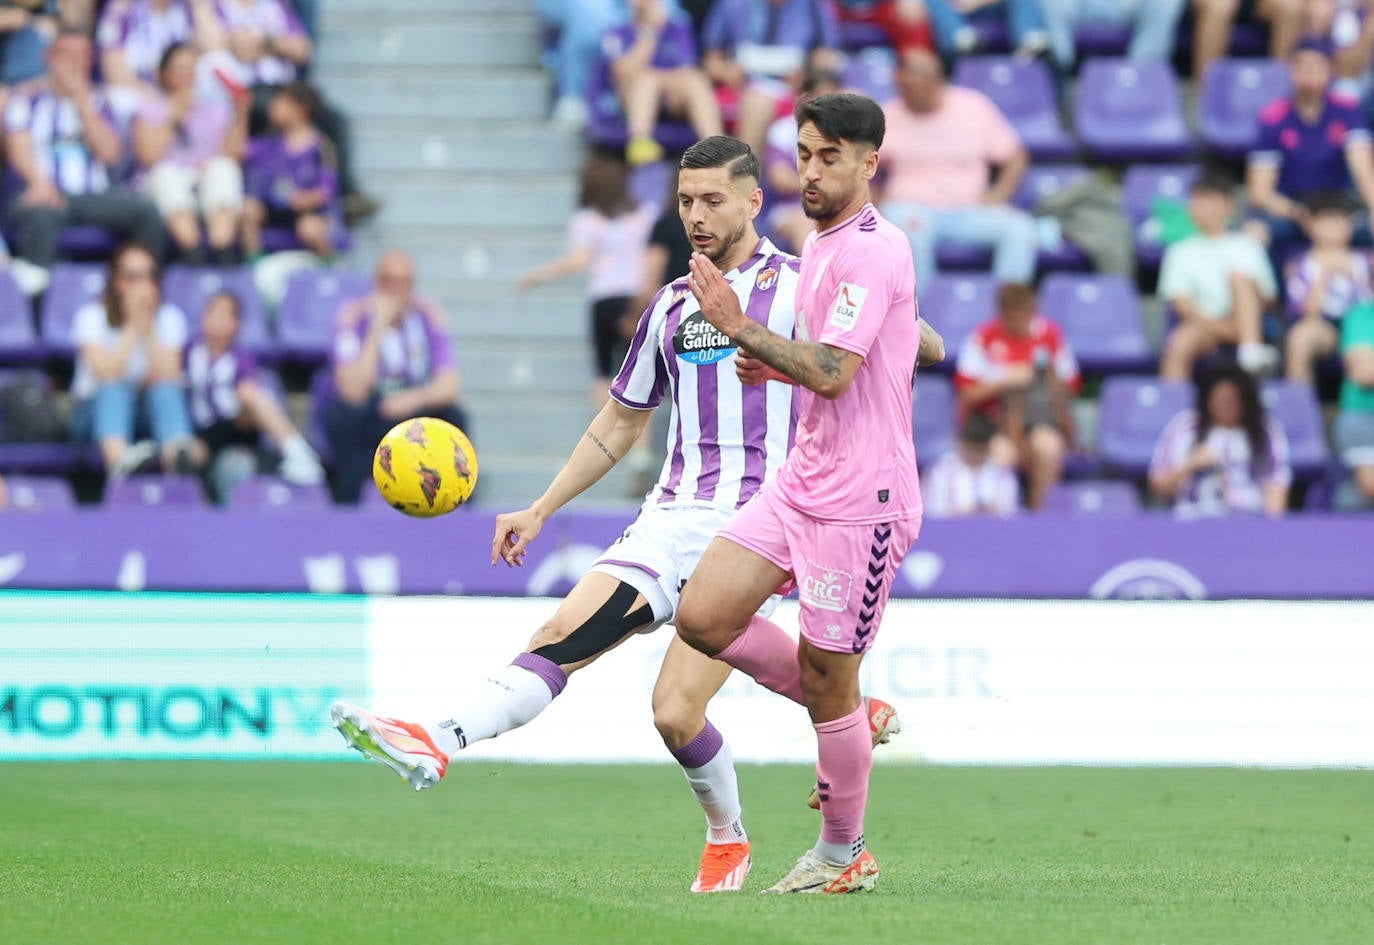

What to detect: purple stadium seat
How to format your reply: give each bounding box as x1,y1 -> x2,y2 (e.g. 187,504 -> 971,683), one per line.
1075,59 -> 1193,162
837,21 -> 888,52
0,475 -> 76,512
912,373 -> 956,466
1198,58 -> 1292,157
1097,376 -> 1192,476
163,266 -> 272,357
1259,380 -> 1329,480
277,269 -> 371,364
1121,163 -> 1199,270
40,263 -> 107,358
935,243 -> 993,272
1041,480 -> 1142,515
1072,21 -> 1132,57
840,48 -> 896,102
953,57 -> 1076,162
1037,273 -> 1154,373
1012,164 -> 1093,212
0,368 -> 94,474
56,225 -> 118,260
628,160 -> 675,213
585,51 -> 698,153
104,475 -> 206,507
228,475 -> 332,510
261,220 -> 353,255
0,269 -> 43,365
921,273 -> 999,365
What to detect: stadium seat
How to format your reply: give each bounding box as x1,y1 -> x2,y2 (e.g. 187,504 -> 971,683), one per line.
276,269 -> 371,365
837,20 -> 889,52
40,263 -> 107,359
0,475 -> 76,512
1072,21 -> 1131,57
0,269 -> 43,365
228,475 -> 332,511
1037,273 -> 1154,374
1041,480 -> 1142,515
1121,163 -> 1199,271
935,242 -> 993,273
1198,58 -> 1292,157
952,57 -> 1076,162
104,475 -> 206,508
163,266 -> 273,357
1011,164 -> 1094,212
840,48 -> 896,102
1097,376 -> 1193,477
584,52 -> 698,154
56,225 -> 119,261
1260,380 -> 1329,480
920,273 -> 999,365
912,373 -> 956,466
628,160 -> 675,213
0,368 -> 93,473
1075,59 -> 1193,162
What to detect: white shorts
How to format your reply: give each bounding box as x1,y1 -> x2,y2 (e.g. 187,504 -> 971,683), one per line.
590,502 -> 782,633
142,156 -> 244,217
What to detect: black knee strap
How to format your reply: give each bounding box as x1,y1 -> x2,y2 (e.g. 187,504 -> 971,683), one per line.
532,581 -> 656,665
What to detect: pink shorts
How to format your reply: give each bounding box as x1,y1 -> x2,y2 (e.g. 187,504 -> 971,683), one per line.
719,489 -> 921,654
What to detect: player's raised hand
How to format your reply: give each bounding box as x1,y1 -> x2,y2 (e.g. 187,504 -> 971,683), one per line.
491,507 -> 545,567
687,253 -> 746,337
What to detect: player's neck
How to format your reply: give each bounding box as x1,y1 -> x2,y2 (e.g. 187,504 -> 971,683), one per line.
715,231 -> 761,274
814,191 -> 872,235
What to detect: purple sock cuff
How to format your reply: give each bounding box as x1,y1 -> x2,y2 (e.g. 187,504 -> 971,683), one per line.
512,652 -> 568,698
670,720 -> 724,770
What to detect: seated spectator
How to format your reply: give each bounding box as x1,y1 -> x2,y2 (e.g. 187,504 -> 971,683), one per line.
325,249 -> 470,504
1149,363 -> 1291,518
955,282 -> 1080,510
880,47 -> 1034,291
1158,173 -> 1280,379
1245,36 -> 1374,251
1038,0 -> 1186,70
1282,190 -> 1373,384
700,0 -> 839,156
1193,0 -> 1303,82
1334,298 -> 1374,508
763,65 -> 839,253
1,1 -> 58,86
185,290 -> 323,499
1301,0 -> 1372,88
518,153 -> 658,406
240,81 -> 337,260
132,42 -> 249,264
604,0 -> 722,165
96,0 -> 217,96
923,0 -> 1049,58
923,412 -> 1021,518
830,0 -> 934,54
3,29 -> 164,283
70,243 -> 199,479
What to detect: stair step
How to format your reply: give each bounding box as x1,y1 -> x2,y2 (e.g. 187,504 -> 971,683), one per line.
318,23 -> 540,68
314,70 -> 550,121
459,341 -> 595,396
325,0 -> 535,15
355,127 -> 583,175
370,180 -> 575,228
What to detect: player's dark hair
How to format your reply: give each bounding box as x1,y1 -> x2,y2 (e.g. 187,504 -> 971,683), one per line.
1195,363 -> 1272,481
795,92 -> 885,151
1305,189 -> 1352,216
679,136 -> 760,184
579,153 -> 636,218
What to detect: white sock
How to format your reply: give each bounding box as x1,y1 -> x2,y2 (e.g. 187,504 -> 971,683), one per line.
814,834 -> 865,866
424,653 -> 567,758
671,721 -> 747,845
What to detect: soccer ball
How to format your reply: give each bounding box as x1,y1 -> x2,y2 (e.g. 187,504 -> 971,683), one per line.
372,417 -> 479,517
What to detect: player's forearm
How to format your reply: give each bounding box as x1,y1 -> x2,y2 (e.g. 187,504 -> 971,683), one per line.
732,321 -> 849,399
532,403 -> 649,518
917,320 -> 945,367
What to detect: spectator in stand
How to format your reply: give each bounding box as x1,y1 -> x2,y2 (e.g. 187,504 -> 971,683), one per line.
1037,0 -> 1187,71
132,42 -> 249,264
923,412 -> 1021,518
1301,0 -> 1374,89
700,0 -> 839,156
96,0 -> 219,97
1193,0 -> 1304,83
762,64 -> 839,253
1246,36 -> 1374,252
955,282 -> 1080,510
1282,190 -> 1373,384
70,243 -> 200,479
518,153 -> 658,406
1149,363 -> 1291,518
1158,173 -> 1280,379
1334,298 -> 1374,507
830,0 -> 934,54
603,0 -> 722,166
4,30 -> 164,285
880,47 -> 1035,291
1,1 -> 58,87
185,290 -> 323,499
240,80 -> 337,260
923,0 -> 1049,58
325,249 -> 470,504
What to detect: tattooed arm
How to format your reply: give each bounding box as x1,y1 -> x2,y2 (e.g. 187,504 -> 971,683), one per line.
917,318 -> 945,367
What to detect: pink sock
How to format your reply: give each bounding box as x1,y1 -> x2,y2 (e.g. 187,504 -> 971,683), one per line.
715,614 -> 803,705
814,704 -> 872,862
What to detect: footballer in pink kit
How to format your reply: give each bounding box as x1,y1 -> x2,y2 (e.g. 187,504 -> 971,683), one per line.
678,92 -> 943,894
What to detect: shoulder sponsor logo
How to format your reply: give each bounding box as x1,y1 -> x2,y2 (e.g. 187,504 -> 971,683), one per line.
829,282 -> 867,331
799,560 -> 853,613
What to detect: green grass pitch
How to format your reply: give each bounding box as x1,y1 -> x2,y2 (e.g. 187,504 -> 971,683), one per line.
2,761 -> 1370,945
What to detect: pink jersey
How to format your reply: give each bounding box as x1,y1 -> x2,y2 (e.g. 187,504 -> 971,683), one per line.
771,203 -> 922,524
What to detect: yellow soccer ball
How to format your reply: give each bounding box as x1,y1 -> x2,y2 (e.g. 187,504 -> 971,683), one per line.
372,417 -> 479,517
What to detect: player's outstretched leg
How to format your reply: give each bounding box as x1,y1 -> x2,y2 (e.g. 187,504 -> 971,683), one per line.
653,635 -> 751,893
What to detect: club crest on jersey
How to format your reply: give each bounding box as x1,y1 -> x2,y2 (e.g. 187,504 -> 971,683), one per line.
830,282 -> 867,331
673,310 -> 738,365
755,267 -> 778,292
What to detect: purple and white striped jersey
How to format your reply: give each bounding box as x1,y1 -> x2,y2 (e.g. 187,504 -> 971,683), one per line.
185,339 -> 258,429
612,237 -> 800,511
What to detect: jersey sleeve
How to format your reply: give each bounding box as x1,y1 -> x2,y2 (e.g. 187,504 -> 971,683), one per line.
1264,418 -> 1293,489
1156,241 -> 1191,303
812,240 -> 902,358
416,298 -> 457,374
1250,100 -> 1285,166
1045,321 -> 1081,391
155,305 -> 189,351
1149,411 -> 1194,481
953,324 -> 995,390
609,288 -> 670,410
71,302 -> 107,348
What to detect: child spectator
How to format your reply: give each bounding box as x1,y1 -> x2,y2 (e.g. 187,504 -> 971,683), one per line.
518,154 -> 658,406
132,42 -> 249,264
762,65 -> 839,253
955,282 -> 1080,510
1149,363 -> 1291,518
1334,299 -> 1374,508
923,412 -> 1020,519
1283,190 -> 1373,384
69,243 -> 200,479
1158,173 -> 1280,379
240,80 -> 337,260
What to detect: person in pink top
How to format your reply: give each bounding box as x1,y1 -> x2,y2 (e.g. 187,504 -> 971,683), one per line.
878,46 -> 1034,291
676,91 -> 943,895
